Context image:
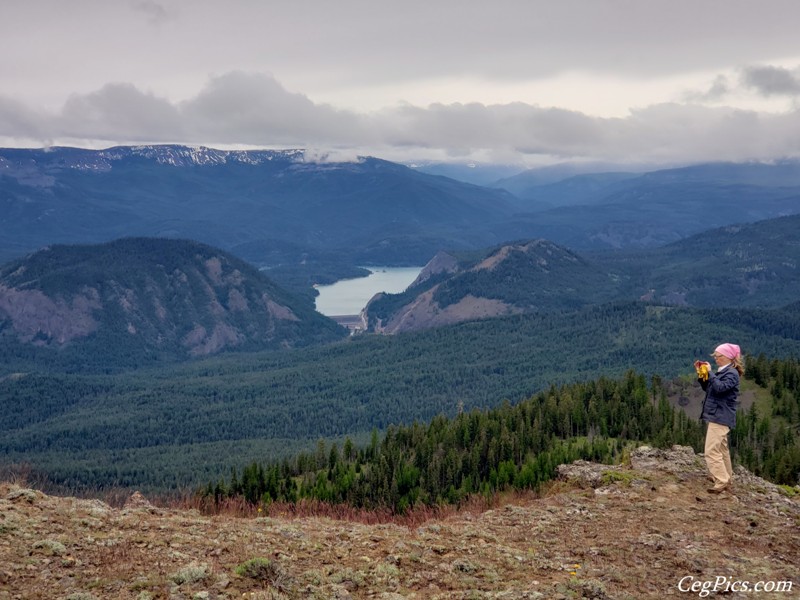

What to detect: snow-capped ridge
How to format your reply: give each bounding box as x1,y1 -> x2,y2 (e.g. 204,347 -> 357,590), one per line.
95,145 -> 305,169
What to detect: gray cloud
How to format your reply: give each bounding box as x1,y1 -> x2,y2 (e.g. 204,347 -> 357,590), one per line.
0,97 -> 50,140
130,1 -> 171,25
684,75 -> 732,103
742,65 -> 800,97
1,72 -> 799,165
246,0 -> 800,85
180,72 -> 368,145
4,1 -> 800,105
60,83 -> 185,141
380,102 -> 606,158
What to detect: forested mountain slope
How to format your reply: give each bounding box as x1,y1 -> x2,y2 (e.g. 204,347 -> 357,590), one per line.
599,213 -> 800,308
494,160 -> 800,250
366,214 -> 800,333
209,356 -> 800,514
364,239 -> 617,333
0,237 -> 345,367
0,145 -> 518,266
3,300 -> 800,491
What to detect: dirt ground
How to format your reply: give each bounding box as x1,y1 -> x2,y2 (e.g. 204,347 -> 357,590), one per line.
1,446 -> 798,599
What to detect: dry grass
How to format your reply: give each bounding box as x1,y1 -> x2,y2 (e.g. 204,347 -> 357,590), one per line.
161,487 -> 508,529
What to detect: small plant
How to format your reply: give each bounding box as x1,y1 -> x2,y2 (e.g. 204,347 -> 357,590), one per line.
374,562 -> 400,581
170,562 -> 209,585
235,557 -> 290,590
619,447 -> 633,466
235,557 -> 275,580
330,567 -> 365,589
777,484 -> 798,497
600,470 -> 634,486
370,562 -> 401,587
130,576 -> 161,593
32,539 -> 67,556
0,520 -> 17,535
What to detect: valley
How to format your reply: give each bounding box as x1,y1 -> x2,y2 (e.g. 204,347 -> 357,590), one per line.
3,301 -> 800,492
1,146 -> 799,502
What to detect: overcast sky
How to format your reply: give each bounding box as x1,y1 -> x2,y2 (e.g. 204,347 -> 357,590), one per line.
2,0 -> 799,165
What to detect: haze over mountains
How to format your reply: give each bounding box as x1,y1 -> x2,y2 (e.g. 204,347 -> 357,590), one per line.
364,214 -> 800,332
2,146 -> 800,271
0,145 -> 518,267
496,161 -> 800,250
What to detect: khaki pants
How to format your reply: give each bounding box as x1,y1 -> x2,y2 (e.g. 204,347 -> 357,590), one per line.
705,422 -> 733,488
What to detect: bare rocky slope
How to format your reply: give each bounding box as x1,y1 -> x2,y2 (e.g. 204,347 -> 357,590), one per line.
364,240 -> 614,334
0,238 -> 344,365
1,446 -> 797,599
364,214 -> 800,335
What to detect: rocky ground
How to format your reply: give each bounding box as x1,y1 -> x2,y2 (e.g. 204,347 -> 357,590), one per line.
1,446 -> 798,600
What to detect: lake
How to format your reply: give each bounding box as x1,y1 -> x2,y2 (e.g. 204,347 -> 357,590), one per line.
314,266 -> 423,316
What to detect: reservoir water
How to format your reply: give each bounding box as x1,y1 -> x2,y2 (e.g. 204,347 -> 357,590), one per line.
315,266 -> 423,316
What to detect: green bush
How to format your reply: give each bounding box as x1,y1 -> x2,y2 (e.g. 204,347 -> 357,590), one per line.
235,557 -> 287,588
169,562 -> 209,585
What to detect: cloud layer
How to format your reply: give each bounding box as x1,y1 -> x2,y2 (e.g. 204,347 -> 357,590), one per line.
2,70 -> 799,165
2,2 -> 800,165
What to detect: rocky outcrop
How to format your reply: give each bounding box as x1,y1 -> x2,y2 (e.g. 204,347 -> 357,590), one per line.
408,250 -> 460,288
365,239 -> 591,334
0,284 -> 101,345
372,286 -> 522,334
471,239 -> 580,273
556,445 -> 706,489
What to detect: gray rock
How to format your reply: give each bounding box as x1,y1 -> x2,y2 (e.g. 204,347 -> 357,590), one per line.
556,461 -> 622,488
630,445 -> 699,473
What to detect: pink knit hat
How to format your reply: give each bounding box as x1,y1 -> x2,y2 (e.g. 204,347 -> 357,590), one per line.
714,343 -> 741,360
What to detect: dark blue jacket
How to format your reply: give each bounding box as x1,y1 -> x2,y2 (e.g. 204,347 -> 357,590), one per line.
700,366 -> 739,429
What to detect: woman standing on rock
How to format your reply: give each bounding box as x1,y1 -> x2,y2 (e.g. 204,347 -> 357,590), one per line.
696,343 -> 743,494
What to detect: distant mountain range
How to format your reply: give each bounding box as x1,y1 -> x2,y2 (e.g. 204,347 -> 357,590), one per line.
409,161 -> 525,186
496,160 -> 800,208
364,214 -> 800,333
492,161 -> 800,249
0,145 -> 519,267
0,237 -> 344,368
2,146 -> 799,273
